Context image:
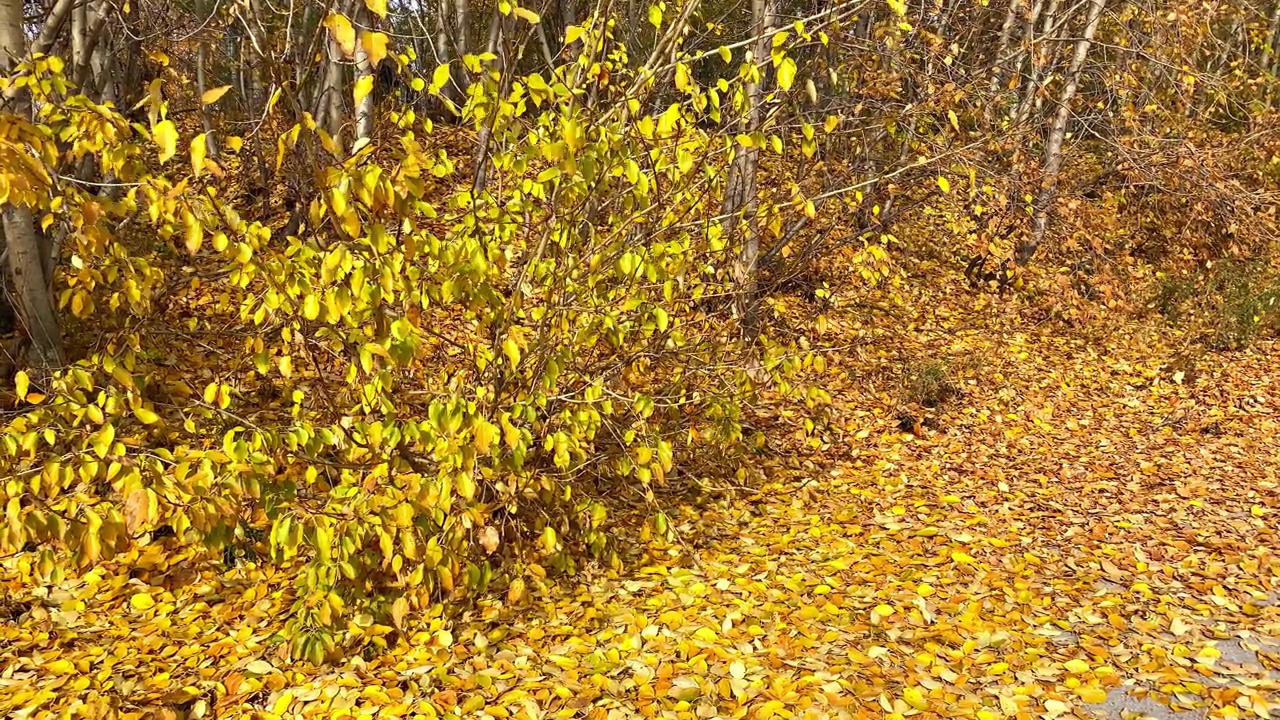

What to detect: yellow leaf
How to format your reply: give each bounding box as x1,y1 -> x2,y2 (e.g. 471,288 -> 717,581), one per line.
14,370 -> 29,400
1196,646 -> 1222,662
325,13 -> 357,57
245,659 -> 277,675
365,0 -> 388,17
154,120 -> 178,164
456,472 -> 476,499
1077,686 -> 1107,704
353,75 -> 374,108
903,687 -> 928,711
513,6 -> 540,23
201,85 -> 232,105
361,31 -> 389,67
507,576 -> 526,603
271,690 -> 294,716
503,336 -> 521,369
134,406 -> 160,424
390,596 -> 409,629
1064,659 -> 1091,674
130,593 -> 156,610
184,213 -> 202,254
91,424 -> 115,458
948,109 -> 960,131
432,63 -> 452,91
190,133 -> 207,178
871,603 -> 895,624
777,57 -> 797,91
937,175 -> 951,193
916,583 -> 934,597
434,629 -> 454,647
951,550 -> 975,564
47,659 -> 76,675
1043,699 -> 1069,717
718,45 -> 732,63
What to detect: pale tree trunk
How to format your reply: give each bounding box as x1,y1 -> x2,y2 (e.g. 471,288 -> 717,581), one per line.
990,0 -> 1022,95
1014,0 -> 1058,125
723,0 -> 774,341
453,0 -> 469,97
323,17 -> 345,142
1017,0 -> 1105,265
195,0 -> 218,157
1007,0 -> 1044,121
72,0 -> 87,68
89,0 -> 117,104
353,6 -> 374,145
560,0 -> 576,36
196,43 -> 218,157
472,8 -> 506,193
0,0 -> 66,370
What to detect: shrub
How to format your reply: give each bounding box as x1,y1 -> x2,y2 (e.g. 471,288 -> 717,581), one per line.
0,25 -> 829,661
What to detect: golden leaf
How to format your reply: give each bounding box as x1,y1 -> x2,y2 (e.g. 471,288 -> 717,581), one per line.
325,13 -> 357,57
361,31 -> 389,67
201,85 -> 232,105
190,133 -> 207,178
353,75 -> 374,108
153,120 -> 178,164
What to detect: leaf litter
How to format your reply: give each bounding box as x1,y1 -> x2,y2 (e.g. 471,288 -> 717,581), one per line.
1,288 -> 1278,720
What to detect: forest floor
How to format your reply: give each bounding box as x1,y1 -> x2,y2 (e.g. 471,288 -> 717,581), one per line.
2,271 -> 1279,720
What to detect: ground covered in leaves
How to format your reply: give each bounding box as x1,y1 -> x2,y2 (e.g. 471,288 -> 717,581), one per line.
2,280 -> 1279,720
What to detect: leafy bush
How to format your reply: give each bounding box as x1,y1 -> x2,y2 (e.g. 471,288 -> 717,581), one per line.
0,23 -> 832,661
1149,259 -> 1280,351
903,358 -> 962,409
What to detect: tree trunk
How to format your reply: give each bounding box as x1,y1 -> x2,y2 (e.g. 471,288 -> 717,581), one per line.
1007,0 -> 1044,121
323,18 -> 346,142
195,0 -> 219,158
0,0 -> 66,370
72,0 -> 87,68
723,0 -> 773,341
1017,0 -> 1105,265
354,6 -> 374,145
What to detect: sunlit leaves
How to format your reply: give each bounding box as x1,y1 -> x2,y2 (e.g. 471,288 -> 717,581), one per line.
353,75 -> 374,108
190,133 -> 208,178
364,0 -> 388,18
361,31 -> 389,67
325,13 -> 357,57
776,57 -> 797,91
201,85 -> 232,105
152,120 -> 177,163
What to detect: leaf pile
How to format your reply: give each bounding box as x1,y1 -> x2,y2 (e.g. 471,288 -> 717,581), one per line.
3,278 -> 1278,720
